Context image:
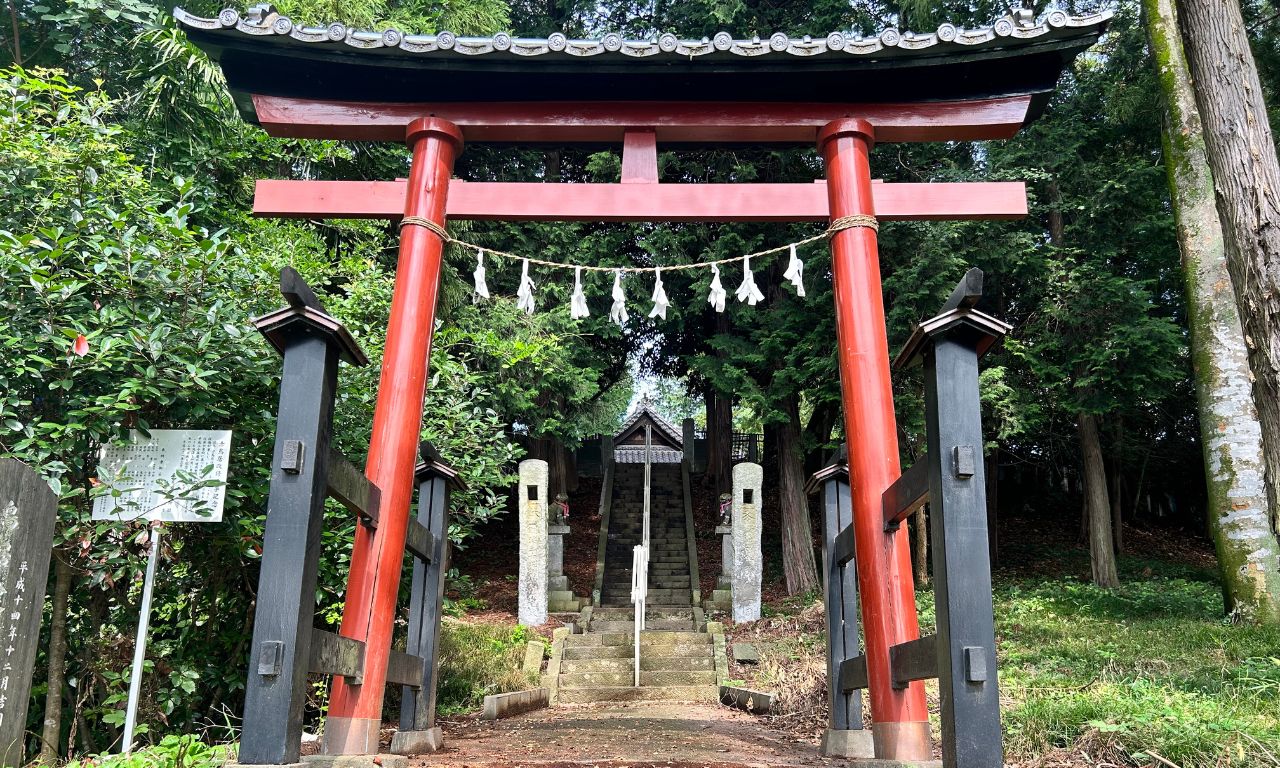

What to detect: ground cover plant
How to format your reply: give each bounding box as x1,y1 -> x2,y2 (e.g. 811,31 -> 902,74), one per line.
727,525 -> 1280,768
434,620 -> 539,716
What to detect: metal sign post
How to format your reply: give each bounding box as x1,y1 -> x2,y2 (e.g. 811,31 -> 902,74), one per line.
122,525 -> 161,752
94,428 -> 232,753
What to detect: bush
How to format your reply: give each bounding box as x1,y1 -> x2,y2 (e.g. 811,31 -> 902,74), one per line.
433,619 -> 537,715
63,735 -> 227,768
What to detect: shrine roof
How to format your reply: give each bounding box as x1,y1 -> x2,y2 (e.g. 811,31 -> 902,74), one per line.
176,4 -> 1110,129
614,399 -> 684,449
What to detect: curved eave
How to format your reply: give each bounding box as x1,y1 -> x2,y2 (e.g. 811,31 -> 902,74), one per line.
176,6 -> 1110,137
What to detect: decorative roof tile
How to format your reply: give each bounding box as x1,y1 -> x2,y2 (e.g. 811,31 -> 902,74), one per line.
175,4 -> 1111,62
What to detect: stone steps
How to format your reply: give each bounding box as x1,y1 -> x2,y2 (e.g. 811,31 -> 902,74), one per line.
590,618 -> 695,632
565,630 -> 710,647
562,642 -> 712,660
559,669 -> 718,688
558,454 -> 719,710
560,655 -> 714,674
556,685 -> 719,704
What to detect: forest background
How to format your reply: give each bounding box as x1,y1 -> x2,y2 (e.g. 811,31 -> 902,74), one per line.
3,0 -> 1280,764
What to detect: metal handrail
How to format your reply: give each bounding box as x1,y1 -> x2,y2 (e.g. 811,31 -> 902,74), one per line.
631,424 -> 653,686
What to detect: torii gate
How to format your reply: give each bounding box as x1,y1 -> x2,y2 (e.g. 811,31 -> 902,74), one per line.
178,5 -> 1109,763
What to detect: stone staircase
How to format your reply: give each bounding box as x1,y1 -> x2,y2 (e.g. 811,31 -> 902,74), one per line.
599,464 -> 693,608
546,461 -> 723,705
552,627 -> 723,704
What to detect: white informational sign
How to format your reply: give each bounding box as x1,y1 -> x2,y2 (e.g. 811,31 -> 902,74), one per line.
92,429 -> 232,523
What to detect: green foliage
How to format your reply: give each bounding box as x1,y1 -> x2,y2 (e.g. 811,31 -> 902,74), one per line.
0,62 -> 610,754
433,621 -> 537,715
272,0 -> 510,34
995,573 -> 1280,766
63,735 -> 228,768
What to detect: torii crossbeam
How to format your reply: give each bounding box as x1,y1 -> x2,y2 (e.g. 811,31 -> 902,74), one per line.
177,5 -> 1110,765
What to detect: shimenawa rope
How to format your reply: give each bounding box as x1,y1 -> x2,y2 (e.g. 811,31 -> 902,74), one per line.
398,212 -> 878,273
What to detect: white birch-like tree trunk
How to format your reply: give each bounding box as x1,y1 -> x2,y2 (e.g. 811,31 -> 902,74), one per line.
1177,0 -> 1280,518
1147,0 -> 1280,622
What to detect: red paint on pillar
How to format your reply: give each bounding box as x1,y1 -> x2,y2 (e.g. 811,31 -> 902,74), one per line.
324,117 -> 464,754
819,118 -> 931,760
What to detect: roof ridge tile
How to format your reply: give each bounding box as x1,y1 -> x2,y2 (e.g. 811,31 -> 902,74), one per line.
173,5 -> 1113,60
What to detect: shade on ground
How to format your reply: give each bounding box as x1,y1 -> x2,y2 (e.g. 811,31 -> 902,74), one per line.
416,702 -> 830,767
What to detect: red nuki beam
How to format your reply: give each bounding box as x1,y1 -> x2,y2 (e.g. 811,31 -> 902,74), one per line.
253,180 -> 1027,222
251,95 -> 1033,144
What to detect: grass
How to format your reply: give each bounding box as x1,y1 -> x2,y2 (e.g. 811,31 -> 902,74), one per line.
434,617 -> 539,716
989,565 -> 1280,766
736,548 -> 1280,768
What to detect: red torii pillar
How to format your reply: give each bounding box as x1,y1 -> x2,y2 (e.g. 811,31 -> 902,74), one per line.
821,118 -> 931,759
324,117 -> 463,753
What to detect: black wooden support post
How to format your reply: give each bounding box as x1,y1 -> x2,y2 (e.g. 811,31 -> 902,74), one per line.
895,267 -> 1010,768
807,448 -> 871,759
240,269 -> 367,765
392,443 -> 465,755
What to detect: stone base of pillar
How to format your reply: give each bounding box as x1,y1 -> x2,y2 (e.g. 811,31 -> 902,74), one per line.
704,588 -> 732,613
826,761 -> 940,768
303,754 -> 410,768
389,727 -> 443,755
548,589 -> 585,612
820,728 -> 876,758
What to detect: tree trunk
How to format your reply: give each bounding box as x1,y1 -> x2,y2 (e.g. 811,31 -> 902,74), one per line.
1147,0 -> 1280,622
1109,417 -> 1125,555
802,399 -> 840,475
912,506 -> 929,588
1078,412 -> 1120,587
564,443 -> 578,493
704,386 -> 732,502
777,393 -> 818,594
1178,0 -> 1280,528
38,551 -> 72,763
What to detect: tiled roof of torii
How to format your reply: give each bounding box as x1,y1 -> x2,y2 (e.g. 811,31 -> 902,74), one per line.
174,5 -> 1111,126
177,5 -> 1108,62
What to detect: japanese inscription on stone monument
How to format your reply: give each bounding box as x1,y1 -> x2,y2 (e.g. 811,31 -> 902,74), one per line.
0,459 -> 57,767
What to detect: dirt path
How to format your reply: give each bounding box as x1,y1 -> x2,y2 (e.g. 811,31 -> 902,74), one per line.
414,702 -> 838,767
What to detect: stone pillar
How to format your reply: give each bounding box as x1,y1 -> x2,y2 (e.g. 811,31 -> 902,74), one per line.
518,460 -> 549,626
546,513 -> 582,612
710,522 -> 733,611
548,524 -> 566,586
731,462 -> 763,623
718,526 -> 733,586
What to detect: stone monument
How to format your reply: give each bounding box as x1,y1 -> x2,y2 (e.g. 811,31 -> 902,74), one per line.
0,459 -> 57,767
730,462 -> 763,623
517,460 -> 549,626
708,493 -> 733,612
546,493 -> 583,612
